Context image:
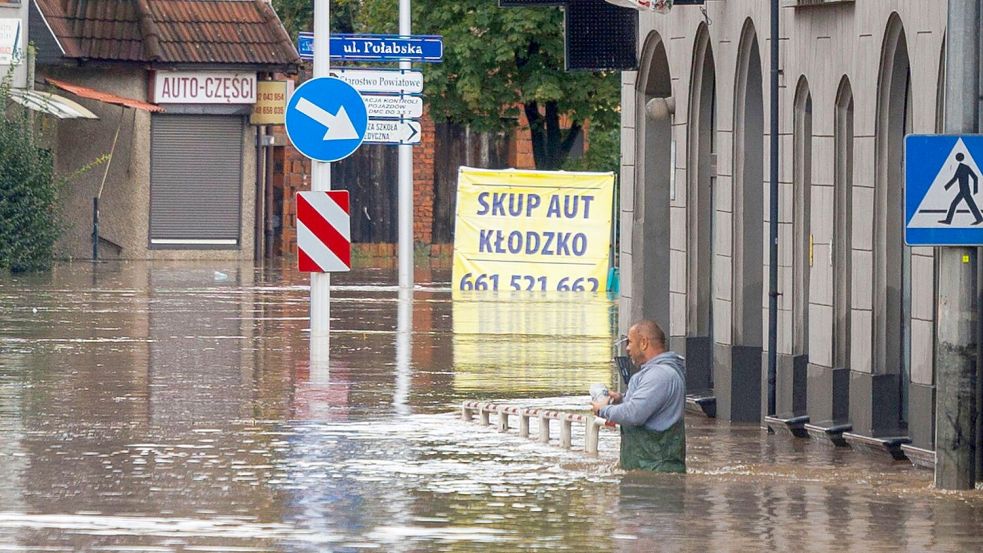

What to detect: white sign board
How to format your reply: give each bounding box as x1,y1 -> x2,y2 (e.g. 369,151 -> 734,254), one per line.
363,94 -> 423,119
330,69 -> 423,94
0,19 -> 22,65
152,71 -> 257,104
365,120 -> 422,145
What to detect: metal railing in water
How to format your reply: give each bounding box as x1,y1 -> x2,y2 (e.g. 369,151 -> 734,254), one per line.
460,400 -> 615,455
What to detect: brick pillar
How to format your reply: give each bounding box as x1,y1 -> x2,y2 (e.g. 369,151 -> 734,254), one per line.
413,108 -> 436,246
281,148 -> 310,257
511,108 -> 536,170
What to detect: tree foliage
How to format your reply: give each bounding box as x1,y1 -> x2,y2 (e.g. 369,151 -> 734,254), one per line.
272,0 -> 620,171
0,79 -> 63,272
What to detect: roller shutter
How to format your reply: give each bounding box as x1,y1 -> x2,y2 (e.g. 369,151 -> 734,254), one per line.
150,115 -> 243,247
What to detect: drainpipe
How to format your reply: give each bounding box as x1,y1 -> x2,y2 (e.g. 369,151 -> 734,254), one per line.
255,122 -> 266,262
767,0 -> 780,416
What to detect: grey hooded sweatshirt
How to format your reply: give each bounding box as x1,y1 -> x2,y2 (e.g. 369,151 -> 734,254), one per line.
599,351 -> 686,432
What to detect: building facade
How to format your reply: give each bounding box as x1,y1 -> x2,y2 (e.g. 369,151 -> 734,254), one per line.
620,0 -> 946,455
26,0 -> 298,261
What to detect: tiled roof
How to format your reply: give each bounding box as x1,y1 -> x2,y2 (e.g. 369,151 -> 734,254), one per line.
35,0 -> 300,66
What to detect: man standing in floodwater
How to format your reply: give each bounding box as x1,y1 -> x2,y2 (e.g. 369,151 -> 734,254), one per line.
939,152 -> 983,225
591,320 -> 686,473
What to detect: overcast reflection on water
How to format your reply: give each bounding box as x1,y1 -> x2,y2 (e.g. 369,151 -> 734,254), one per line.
0,260 -> 981,552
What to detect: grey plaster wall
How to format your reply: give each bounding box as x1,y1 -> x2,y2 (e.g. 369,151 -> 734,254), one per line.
46,66 -> 257,261
622,1 -> 944,416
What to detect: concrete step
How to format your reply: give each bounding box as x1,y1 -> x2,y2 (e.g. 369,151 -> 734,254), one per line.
842,431 -> 911,461
685,390 -> 716,418
804,420 -> 852,447
764,414 -> 809,438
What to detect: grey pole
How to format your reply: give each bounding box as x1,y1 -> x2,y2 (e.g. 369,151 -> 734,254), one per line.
767,0 -> 779,416
936,0 -> 979,490
398,0 -> 414,291
310,0 -> 332,364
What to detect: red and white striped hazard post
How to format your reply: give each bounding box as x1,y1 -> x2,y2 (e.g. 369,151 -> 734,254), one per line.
297,191 -> 351,273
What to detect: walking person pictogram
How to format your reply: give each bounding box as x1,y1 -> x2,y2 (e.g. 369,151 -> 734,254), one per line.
939,153 -> 983,225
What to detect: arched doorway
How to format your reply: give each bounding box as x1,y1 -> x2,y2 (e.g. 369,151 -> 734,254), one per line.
630,32 -> 673,330
684,23 -> 716,394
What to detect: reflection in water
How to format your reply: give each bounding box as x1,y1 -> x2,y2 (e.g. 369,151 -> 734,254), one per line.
394,287 -> 413,416
452,292 -> 618,396
0,261 -> 981,551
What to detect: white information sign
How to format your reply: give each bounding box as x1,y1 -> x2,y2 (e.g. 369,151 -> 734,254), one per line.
330,68 -> 423,94
152,71 -> 257,104
365,120 -> 422,145
363,94 -> 423,119
0,19 -> 22,65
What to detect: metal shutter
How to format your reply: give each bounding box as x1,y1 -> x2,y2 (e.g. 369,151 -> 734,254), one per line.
150,114 -> 243,247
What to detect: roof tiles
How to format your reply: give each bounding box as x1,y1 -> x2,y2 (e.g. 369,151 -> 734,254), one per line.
35,0 -> 300,66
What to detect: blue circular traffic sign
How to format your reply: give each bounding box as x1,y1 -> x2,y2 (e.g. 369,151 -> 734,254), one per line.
285,77 -> 368,162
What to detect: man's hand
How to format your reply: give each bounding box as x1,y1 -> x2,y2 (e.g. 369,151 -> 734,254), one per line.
608,391 -> 623,404
591,397 -> 609,415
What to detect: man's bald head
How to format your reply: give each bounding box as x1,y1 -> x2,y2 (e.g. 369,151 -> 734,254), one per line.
626,320 -> 667,365
632,320 -> 666,348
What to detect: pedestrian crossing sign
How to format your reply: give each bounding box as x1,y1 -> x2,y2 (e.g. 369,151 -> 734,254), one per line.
906,135 -> 983,245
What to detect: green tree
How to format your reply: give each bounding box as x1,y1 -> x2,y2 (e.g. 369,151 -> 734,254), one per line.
272,0 -> 620,170
0,79 -> 63,272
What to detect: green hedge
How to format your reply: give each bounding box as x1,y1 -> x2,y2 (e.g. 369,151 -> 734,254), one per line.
0,81 -> 62,273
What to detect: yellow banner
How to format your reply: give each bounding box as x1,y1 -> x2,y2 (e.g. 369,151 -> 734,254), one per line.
452,167 -> 615,295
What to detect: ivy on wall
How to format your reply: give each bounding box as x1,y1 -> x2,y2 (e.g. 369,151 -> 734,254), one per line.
0,78 -> 63,272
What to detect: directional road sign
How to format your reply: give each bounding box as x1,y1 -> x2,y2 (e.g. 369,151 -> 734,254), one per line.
285,77 -> 368,163
330,68 -> 424,94
365,120 -> 422,145
298,33 -> 443,63
363,94 -> 423,119
905,134 -> 983,245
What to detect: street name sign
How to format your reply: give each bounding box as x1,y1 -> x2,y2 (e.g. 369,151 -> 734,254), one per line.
297,33 -> 443,63
330,68 -> 424,94
905,134 -> 983,245
297,191 -> 351,273
285,77 -> 368,163
363,94 -> 423,119
365,120 -> 422,145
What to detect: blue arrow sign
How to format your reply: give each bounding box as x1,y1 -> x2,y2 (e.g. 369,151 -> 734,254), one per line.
285,77 -> 368,163
905,134 -> 983,245
297,33 -> 443,63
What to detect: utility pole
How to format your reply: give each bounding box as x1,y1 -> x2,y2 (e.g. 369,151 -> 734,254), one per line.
398,0 -> 414,291
310,0 -> 332,364
936,0 -> 979,490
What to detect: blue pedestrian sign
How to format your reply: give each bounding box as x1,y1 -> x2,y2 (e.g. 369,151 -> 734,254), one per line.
297,32 -> 443,63
906,135 -> 983,245
285,77 -> 368,163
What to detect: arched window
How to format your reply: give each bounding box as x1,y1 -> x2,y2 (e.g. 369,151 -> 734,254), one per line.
792,78 -> 812,357
733,20 -> 764,347
686,23 -> 715,342
631,32 -> 673,327
833,77 -> 854,369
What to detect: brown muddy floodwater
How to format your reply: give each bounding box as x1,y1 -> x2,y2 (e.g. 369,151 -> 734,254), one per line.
1,260 -> 982,552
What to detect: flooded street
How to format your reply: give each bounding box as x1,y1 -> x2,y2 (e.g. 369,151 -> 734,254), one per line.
1,261 -> 983,552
